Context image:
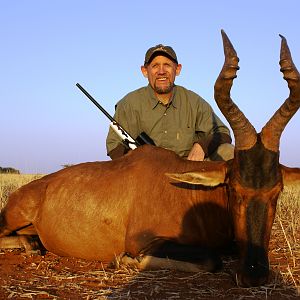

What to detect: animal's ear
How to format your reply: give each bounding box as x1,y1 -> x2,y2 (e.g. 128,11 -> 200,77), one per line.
165,169 -> 227,187
281,165 -> 300,187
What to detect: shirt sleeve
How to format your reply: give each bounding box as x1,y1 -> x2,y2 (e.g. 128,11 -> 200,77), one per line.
106,98 -> 140,158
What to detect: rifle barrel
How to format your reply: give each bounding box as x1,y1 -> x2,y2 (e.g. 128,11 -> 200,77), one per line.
76,83 -> 115,122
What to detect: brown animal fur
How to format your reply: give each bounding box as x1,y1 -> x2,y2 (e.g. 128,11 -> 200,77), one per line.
1,31 -> 300,288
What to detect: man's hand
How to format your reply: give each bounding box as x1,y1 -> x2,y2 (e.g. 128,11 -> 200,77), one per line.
187,143 -> 205,161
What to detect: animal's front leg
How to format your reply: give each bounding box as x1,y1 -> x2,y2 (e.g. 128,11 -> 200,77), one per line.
114,251 -> 220,273
143,240 -> 222,272
119,238 -> 222,273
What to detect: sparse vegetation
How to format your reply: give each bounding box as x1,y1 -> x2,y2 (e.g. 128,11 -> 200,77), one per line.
0,174 -> 44,209
271,185 -> 300,291
61,164 -> 74,169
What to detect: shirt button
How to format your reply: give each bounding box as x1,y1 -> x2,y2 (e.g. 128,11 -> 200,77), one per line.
164,130 -> 167,134
164,113 -> 167,116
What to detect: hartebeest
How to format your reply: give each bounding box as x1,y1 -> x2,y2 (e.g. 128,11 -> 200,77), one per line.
0,31 -> 300,287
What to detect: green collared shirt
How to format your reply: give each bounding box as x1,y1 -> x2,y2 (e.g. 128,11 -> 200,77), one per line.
106,85 -> 231,158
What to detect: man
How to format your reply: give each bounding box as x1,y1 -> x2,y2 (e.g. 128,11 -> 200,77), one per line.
106,44 -> 234,161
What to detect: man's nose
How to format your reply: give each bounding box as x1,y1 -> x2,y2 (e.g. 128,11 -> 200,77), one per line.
157,65 -> 166,74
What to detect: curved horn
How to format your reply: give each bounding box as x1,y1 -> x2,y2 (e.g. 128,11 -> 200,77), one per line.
214,30 -> 257,150
261,35 -> 300,152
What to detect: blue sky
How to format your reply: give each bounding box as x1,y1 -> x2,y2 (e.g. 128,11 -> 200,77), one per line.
1,1 -> 300,174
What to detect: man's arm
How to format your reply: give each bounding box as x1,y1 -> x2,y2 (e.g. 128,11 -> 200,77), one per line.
106,100 -> 140,159
195,132 -> 232,158
194,98 -> 232,158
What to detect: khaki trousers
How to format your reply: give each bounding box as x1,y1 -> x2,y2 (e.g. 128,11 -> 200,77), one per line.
206,143 -> 234,161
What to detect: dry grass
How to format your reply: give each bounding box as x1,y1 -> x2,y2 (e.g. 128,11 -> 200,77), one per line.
271,185 -> 300,293
0,174 -> 299,299
0,250 -> 299,299
0,174 -> 44,209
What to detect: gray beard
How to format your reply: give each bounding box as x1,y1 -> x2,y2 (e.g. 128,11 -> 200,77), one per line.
154,82 -> 174,94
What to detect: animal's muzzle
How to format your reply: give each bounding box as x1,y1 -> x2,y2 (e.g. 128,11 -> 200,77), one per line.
236,245 -> 269,287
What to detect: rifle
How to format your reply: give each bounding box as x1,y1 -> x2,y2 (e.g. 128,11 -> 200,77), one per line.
76,83 -> 155,150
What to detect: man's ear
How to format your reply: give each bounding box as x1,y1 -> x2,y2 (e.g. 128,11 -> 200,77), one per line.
141,65 -> 148,78
176,64 -> 182,76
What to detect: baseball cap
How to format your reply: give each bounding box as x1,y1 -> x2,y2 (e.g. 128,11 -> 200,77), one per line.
144,44 -> 178,65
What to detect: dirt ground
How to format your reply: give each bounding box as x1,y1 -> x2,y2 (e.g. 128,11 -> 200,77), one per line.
0,226 -> 299,300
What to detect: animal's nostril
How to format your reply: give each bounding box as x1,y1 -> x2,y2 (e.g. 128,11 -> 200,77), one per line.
236,262 -> 270,287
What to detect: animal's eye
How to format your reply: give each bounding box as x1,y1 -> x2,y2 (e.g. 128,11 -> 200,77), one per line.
237,196 -> 243,204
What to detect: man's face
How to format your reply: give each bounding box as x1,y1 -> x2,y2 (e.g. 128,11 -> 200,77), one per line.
141,55 -> 182,95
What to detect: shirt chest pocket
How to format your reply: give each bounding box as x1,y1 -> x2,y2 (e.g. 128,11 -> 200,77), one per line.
169,126 -> 196,154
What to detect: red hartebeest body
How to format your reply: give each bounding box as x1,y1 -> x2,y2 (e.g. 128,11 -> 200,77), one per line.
1,149 -> 231,261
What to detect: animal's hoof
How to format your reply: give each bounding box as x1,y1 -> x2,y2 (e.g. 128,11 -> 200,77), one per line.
108,253 -> 135,269
27,249 -> 41,256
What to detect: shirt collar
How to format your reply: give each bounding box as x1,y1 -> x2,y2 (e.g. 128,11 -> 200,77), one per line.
147,84 -> 177,109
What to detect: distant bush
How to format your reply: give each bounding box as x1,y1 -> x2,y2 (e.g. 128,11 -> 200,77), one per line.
61,164 -> 74,169
0,167 -> 20,174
